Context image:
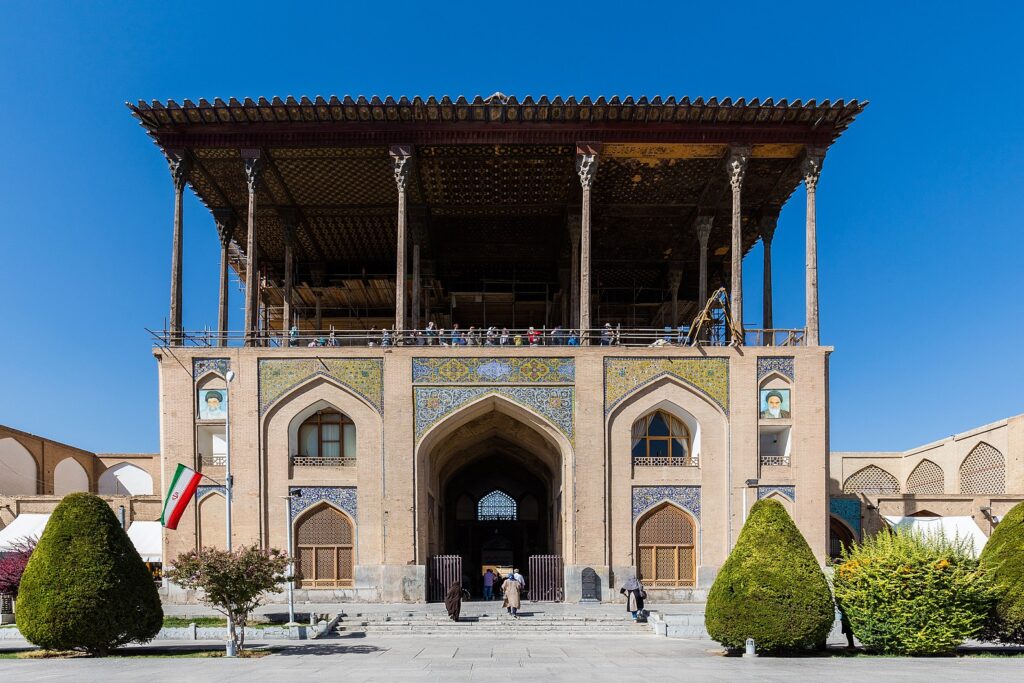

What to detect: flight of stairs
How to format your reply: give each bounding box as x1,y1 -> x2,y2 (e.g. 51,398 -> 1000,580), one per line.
333,604 -> 653,636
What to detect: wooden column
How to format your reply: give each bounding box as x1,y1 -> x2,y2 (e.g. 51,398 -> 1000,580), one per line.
213,210 -> 234,347
802,149 -> 825,346
278,209 -> 297,334
668,268 -> 683,326
411,242 -> 421,332
568,215 -> 581,333
695,215 -> 713,306
390,145 -> 412,342
575,143 -> 600,342
167,151 -> 191,345
725,146 -> 750,344
241,150 -> 263,347
314,291 -> 322,332
760,208 -> 780,340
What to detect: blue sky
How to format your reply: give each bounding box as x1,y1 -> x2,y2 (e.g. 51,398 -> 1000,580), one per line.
1,2 -> 1021,453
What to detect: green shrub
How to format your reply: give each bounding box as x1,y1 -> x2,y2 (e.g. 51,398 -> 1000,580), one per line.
15,493 -> 163,655
833,529 -> 995,655
980,501 -> 1024,643
705,499 -> 834,652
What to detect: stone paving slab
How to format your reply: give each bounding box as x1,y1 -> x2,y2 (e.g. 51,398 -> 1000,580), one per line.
0,635 -> 1022,681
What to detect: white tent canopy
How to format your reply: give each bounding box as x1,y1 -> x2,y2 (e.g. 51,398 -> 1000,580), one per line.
0,514 -> 162,562
0,513 -> 50,552
883,515 -> 989,557
126,521 -> 162,563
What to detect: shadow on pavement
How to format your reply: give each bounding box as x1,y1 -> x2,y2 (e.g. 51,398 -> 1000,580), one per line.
276,644 -> 385,656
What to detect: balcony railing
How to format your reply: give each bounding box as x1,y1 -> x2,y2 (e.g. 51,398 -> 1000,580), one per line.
633,456 -> 699,467
290,455 -> 357,467
759,455 -> 791,467
199,455 -> 226,466
149,326 -> 807,349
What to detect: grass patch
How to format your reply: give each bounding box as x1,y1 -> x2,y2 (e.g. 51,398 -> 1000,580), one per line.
162,617 -> 228,628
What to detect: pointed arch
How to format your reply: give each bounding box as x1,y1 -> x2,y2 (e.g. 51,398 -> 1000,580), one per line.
197,490 -> 226,550
294,502 -> 354,588
959,442 -> 1005,494
53,458 -> 89,495
609,372 -> 728,424
635,502 -> 697,587
906,459 -> 944,495
843,465 -> 900,495
98,462 -> 154,495
829,515 -> 856,560
0,437 -> 38,495
630,407 -> 696,466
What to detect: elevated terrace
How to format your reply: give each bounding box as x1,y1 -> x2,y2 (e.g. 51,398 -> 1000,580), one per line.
130,94 -> 865,347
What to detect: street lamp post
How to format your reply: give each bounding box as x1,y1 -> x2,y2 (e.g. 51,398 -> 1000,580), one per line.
281,490 -> 302,626
224,369 -> 236,657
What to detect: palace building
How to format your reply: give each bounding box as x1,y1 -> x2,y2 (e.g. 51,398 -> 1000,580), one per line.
127,93 -> 859,602
6,94 -> 1016,606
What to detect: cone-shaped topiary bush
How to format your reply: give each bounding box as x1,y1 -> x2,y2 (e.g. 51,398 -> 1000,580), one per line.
705,498 -> 834,653
980,501 -> 1024,643
15,493 -> 162,655
834,528 -> 995,655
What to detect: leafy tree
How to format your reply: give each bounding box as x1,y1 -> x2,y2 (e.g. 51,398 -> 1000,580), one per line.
979,501 -> 1024,643
705,499 -> 834,653
834,529 -> 995,655
16,493 -> 162,654
167,544 -> 288,651
0,537 -> 36,599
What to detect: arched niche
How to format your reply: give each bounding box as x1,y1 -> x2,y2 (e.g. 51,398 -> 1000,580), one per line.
842,465 -> 900,495
0,437 -> 38,495
829,515 -> 855,560
53,458 -> 90,495
959,442 -> 1005,494
287,399 -> 356,462
197,492 -> 226,550
98,462 -> 154,496
906,459 -> 945,495
634,502 -> 697,587
293,502 -> 355,588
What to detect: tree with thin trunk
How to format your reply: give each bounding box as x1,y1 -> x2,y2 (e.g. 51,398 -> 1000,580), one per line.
167,545 -> 288,651
0,537 -> 36,599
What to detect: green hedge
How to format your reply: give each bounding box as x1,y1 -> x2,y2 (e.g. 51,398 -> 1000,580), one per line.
15,493 -> 163,655
705,499 -> 834,652
834,529 -> 995,655
980,501 -> 1024,643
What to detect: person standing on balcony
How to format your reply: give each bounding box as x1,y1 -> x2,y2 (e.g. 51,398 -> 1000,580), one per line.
527,327 -> 540,346
600,323 -> 614,346
289,324 -> 299,347
499,328 -> 510,346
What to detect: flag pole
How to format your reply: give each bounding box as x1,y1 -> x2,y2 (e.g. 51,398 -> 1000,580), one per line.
224,369 -> 236,657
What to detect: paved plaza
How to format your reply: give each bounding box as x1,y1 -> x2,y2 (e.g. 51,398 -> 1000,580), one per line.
1,633 -> 1022,681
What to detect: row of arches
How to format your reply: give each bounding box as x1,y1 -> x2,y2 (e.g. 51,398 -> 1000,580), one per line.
842,442 -> 1007,496
0,438 -> 153,496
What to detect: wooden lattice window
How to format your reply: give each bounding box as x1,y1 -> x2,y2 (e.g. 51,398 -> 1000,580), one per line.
959,442 -> 1005,494
295,504 -> 354,588
636,504 -> 696,587
477,490 -> 517,521
631,410 -> 695,466
906,459 -> 945,495
297,409 -> 355,459
842,465 -> 900,495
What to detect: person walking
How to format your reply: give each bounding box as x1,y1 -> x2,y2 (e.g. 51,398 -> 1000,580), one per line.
444,580 -> 463,622
502,572 -> 522,619
482,568 -> 495,601
619,576 -> 646,622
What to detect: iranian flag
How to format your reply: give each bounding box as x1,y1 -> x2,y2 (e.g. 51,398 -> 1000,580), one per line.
161,463 -> 203,530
